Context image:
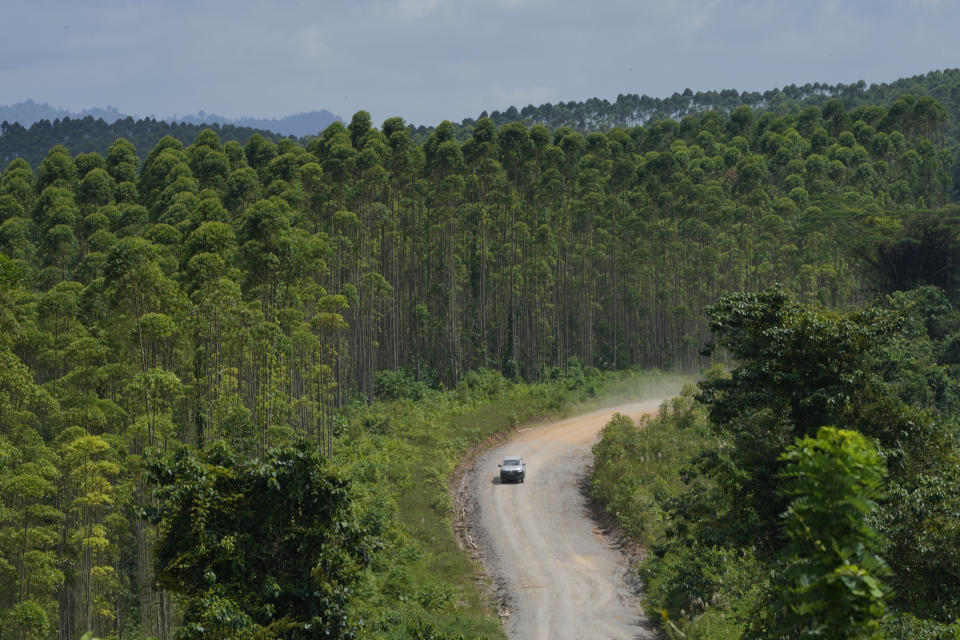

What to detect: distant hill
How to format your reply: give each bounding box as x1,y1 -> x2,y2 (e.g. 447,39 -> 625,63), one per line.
445,68 -> 960,135
0,116 -> 289,168
0,100 -> 342,138
0,100 -> 130,128
5,69 -> 959,183
404,68 -> 960,196
170,109 -> 341,138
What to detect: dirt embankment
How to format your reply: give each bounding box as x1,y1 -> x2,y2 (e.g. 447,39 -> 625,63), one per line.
455,400 -> 665,640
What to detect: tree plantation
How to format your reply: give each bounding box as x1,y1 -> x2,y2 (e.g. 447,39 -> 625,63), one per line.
0,88 -> 956,638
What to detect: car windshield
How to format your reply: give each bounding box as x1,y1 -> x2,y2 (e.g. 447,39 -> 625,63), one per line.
503,459 -> 521,466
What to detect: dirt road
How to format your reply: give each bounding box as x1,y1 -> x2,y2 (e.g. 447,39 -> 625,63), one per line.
461,400 -> 665,640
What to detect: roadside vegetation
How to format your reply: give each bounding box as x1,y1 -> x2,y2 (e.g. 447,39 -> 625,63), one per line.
593,286 -> 960,638
339,367 -> 683,639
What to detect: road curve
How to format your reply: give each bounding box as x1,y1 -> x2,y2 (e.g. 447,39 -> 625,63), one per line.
463,400 -> 664,640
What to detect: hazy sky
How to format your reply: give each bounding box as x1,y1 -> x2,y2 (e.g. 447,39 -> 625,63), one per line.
3,0 -> 959,127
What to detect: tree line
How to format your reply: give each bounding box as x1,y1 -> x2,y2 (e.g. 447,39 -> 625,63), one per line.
0,116 -> 289,170
7,68 -> 960,191
452,69 -> 958,133
0,93 -> 953,637
416,68 -> 960,198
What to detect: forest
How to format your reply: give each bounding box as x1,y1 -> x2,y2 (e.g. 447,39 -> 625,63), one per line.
5,68 -> 960,190
592,285 -> 960,638
414,68 -> 960,196
0,81 -> 956,638
460,69 -> 960,135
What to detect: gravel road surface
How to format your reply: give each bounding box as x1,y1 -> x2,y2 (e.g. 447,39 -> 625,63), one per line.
462,400 -> 665,640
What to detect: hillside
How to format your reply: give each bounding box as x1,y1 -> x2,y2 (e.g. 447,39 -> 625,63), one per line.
0,99 -> 130,126
459,69 -> 960,132
0,89 -> 955,638
0,116 -> 290,169
6,70 -> 960,200
0,100 -> 342,154
171,108 -> 341,137
414,68 -> 960,197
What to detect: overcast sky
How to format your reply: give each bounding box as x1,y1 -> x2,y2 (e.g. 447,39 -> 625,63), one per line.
3,0 -> 959,127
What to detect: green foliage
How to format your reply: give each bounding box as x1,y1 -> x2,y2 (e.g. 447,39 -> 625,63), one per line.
644,543 -> 765,638
697,286 -> 896,546
147,440 -> 377,639
882,613 -> 960,640
592,387 -> 765,639
375,368 -> 430,401
0,368 -> 63,640
594,289 -> 960,638
344,369 -> 683,639
407,619 -> 488,640
591,389 -> 712,546
0,82 -> 956,638
766,427 -> 890,639
1,116 -> 288,171
854,212 -> 960,299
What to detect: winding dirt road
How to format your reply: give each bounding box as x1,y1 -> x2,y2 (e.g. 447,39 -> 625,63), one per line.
461,400 -> 665,640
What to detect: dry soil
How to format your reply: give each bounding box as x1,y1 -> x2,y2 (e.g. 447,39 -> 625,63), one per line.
461,400 -> 665,640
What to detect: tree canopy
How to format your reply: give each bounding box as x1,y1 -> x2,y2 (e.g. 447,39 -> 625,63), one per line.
0,87 -> 956,638
147,441 -> 376,639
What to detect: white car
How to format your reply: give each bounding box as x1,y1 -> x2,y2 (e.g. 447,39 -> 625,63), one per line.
498,456 -> 526,483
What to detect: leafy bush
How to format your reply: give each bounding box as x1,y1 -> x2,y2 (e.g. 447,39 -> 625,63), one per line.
407,619 -> 488,640
454,368 -> 510,402
643,543 -> 765,637
883,613 -> 960,640
415,583 -> 459,612
375,369 -> 430,401
146,441 -> 377,639
591,387 -> 713,546
594,288 -> 960,637
768,427 -> 890,638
